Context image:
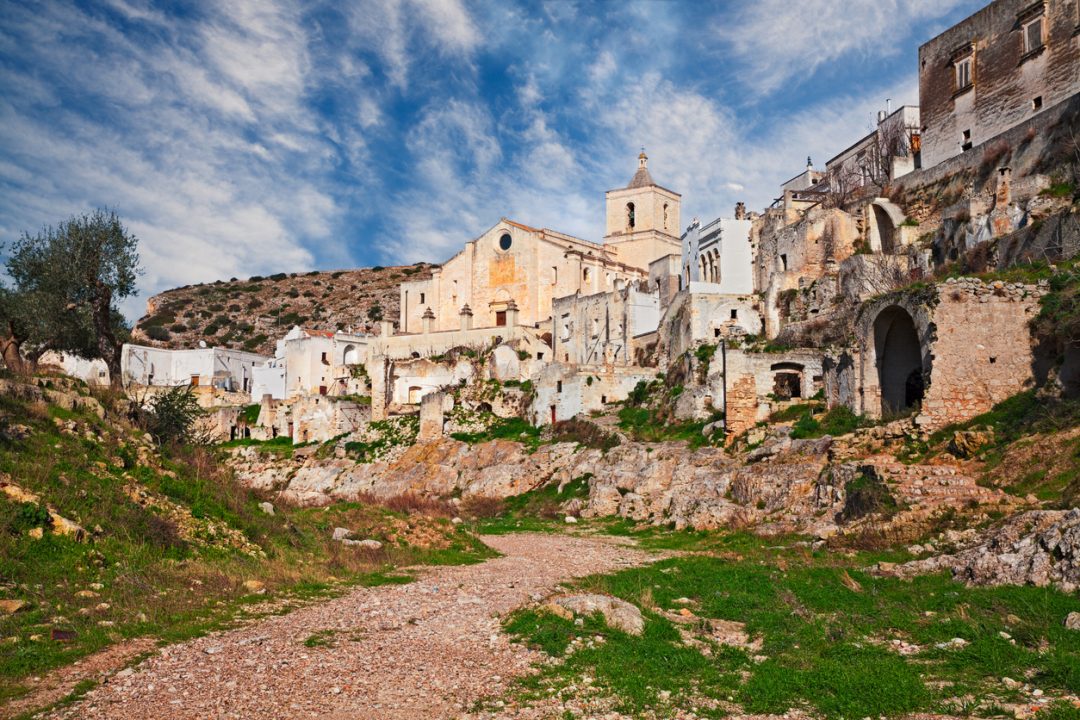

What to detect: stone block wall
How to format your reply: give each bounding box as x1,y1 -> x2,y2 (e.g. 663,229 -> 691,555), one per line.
918,278 -> 1043,428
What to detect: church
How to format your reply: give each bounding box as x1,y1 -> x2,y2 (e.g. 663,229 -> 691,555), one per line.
397,152 -> 682,334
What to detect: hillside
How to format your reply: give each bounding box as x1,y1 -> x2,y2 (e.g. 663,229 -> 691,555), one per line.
132,263 -> 434,357
0,372 -> 491,715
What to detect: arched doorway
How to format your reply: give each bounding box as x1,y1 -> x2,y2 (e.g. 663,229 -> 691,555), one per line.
874,306 -> 924,415
871,205 -> 896,253
342,344 -> 359,365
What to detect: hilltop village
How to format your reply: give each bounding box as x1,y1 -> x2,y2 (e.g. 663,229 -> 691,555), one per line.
94,0 -> 1080,463
4,1 -> 1080,717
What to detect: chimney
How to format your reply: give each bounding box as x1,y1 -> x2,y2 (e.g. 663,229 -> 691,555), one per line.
734,202 -> 747,220
504,299 -> 519,328
380,320 -> 394,337
421,307 -> 435,335
459,304 -> 473,331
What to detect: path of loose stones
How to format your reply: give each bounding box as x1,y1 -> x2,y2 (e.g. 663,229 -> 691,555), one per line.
48,533 -> 657,720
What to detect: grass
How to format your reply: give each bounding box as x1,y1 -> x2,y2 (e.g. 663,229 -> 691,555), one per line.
450,416 -> 543,452
617,406 -> 722,448
503,530 -> 1080,718
470,475 -> 592,535
789,405 -> 867,439
0,383 -> 494,704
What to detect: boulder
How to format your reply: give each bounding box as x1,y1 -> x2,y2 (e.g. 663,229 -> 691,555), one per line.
548,594 -> 644,635
331,527 -> 352,541
258,502 -> 275,516
1066,612 -> 1080,631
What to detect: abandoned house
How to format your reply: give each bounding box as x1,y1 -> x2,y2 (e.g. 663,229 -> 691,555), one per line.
918,0 -> 1080,168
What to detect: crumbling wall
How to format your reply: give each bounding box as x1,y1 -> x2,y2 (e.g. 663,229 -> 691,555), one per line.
854,279 -> 1044,429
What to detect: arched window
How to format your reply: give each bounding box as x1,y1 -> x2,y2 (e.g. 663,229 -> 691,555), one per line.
583,267 -> 591,282
626,202 -> 635,230
663,203 -> 669,229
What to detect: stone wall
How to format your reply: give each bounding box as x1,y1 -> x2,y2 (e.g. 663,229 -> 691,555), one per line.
715,348 -> 826,440
918,0 -> 1080,169
853,278 -> 1045,429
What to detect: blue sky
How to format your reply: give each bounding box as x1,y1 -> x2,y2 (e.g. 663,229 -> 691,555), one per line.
0,0 -> 986,319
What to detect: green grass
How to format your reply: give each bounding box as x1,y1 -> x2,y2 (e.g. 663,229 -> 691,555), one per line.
616,406 -> 722,448
503,533 -> 1080,718
451,416 -> 543,450
790,405 -> 868,439
0,384 -> 494,704
473,475 -> 592,535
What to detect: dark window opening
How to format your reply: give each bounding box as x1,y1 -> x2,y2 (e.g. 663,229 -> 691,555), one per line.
1032,96 -> 1043,111
626,202 -> 636,230
537,352 -> 544,360
780,254 -> 788,271
556,381 -> 563,393
961,129 -> 972,152
773,372 -> 802,400
495,310 -> 507,327
730,309 -> 738,320
499,233 -> 512,250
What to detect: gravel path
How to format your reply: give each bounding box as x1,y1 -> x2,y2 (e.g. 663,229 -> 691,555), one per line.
49,533 -> 656,720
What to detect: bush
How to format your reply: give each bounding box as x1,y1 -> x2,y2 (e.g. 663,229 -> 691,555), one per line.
145,325 -> 170,341
551,418 -> 620,451
459,495 -> 508,519
142,385 -> 207,446
837,467 -> 898,523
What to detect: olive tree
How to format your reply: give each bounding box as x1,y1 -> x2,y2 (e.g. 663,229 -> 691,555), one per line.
3,209 -> 140,383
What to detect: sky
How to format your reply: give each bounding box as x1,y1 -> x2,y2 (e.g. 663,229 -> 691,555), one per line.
0,0 -> 988,319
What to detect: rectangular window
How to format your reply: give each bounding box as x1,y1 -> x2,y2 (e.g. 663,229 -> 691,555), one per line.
961,129 -> 972,152
419,292 -> 425,304
1023,16 -> 1044,54
1033,96 -> 1043,111
955,56 -> 972,90
320,352 -> 329,365
495,310 -> 507,327
780,254 -> 788,271
730,309 -> 738,320
556,381 -> 563,393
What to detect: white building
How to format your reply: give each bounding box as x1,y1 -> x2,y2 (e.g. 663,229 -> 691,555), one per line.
681,213 -> 754,294
121,344 -> 269,392
39,351 -> 110,386
279,326 -> 370,399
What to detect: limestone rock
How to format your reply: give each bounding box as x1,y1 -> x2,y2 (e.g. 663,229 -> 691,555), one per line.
1066,612 -> 1080,631
0,599 -> 27,615
258,502 -> 275,516
242,580 -> 266,594
331,527 -> 352,541
885,509 -> 1080,590
549,594 -> 644,635
947,428 -> 993,458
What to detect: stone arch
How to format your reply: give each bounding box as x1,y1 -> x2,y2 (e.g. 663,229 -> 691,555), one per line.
868,199 -> 906,254
873,305 -> 924,415
342,344 -> 360,365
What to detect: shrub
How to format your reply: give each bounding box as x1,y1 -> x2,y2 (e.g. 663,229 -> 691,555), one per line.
551,418 -> 620,451
837,467 -> 898,523
270,273 -> 288,281
169,323 -> 187,333
459,495 -> 507,519
145,325 -> 170,341
142,385 -> 207,446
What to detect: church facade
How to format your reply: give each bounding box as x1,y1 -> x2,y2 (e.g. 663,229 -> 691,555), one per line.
398,152 -> 683,335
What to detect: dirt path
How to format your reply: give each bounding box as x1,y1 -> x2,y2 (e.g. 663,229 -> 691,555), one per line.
44,533 -> 656,720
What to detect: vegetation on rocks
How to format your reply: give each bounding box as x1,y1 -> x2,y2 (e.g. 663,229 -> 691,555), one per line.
504,529 -> 1080,718
0,379 -> 492,709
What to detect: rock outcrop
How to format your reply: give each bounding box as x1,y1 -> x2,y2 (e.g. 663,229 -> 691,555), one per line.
881,509 -> 1080,591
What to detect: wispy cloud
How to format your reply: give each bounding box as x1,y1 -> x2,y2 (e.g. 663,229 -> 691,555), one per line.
0,0 -> 984,321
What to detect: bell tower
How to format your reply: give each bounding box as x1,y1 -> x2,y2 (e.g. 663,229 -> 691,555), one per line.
603,150 -> 682,270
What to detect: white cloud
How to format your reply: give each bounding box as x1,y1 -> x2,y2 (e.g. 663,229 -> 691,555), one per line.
716,0 -> 975,96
